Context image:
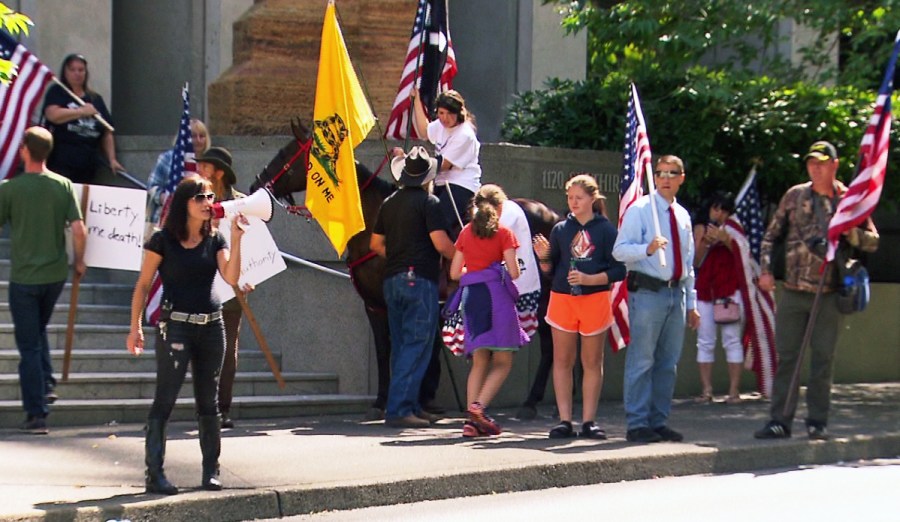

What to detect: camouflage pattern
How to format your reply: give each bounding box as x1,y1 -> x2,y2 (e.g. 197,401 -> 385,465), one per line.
760,181 -> 878,293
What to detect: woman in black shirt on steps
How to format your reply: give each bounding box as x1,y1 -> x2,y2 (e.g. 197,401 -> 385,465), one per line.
126,176 -> 246,495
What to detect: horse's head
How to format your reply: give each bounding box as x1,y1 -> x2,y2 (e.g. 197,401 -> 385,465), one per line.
250,118 -> 312,204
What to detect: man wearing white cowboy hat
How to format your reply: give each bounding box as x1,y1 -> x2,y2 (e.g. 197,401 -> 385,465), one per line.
370,147 -> 456,428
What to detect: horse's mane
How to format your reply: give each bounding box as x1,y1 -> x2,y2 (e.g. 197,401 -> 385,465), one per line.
354,161 -> 396,199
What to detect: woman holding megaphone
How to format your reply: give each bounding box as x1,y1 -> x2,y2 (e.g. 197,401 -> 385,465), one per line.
195,147 -> 256,430
127,176 -> 248,494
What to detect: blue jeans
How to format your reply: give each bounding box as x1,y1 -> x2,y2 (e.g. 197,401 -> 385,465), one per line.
9,281 -> 65,418
383,272 -> 439,419
149,319 -> 225,420
623,286 -> 686,431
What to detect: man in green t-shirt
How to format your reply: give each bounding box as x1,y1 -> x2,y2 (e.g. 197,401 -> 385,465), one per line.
0,126 -> 86,434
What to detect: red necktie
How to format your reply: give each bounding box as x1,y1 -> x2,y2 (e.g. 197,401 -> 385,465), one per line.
669,206 -> 682,282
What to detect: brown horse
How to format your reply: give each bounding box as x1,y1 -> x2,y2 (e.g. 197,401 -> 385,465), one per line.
251,120 -> 561,415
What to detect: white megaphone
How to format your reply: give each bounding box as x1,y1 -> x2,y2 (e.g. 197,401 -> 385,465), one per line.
211,189 -> 274,225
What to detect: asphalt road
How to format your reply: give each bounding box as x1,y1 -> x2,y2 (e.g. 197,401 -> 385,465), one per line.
274,458 -> 900,522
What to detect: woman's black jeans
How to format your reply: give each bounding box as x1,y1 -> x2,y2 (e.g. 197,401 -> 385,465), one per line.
149,319 -> 225,420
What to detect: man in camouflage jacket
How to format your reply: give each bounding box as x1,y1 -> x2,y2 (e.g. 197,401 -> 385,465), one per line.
754,141 -> 879,441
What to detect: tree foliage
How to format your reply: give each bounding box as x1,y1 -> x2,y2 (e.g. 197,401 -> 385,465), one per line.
501,0 -> 900,209
0,2 -> 35,85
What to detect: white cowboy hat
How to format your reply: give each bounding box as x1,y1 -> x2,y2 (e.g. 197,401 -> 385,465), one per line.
390,146 -> 438,187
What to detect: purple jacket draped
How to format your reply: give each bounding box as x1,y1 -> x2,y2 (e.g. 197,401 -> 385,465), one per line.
443,262 -> 529,356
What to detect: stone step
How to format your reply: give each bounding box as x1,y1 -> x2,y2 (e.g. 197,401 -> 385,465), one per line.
0,260 -> 135,285
0,324 -> 153,350
0,371 -> 338,400
0,303 -> 131,324
0,281 -> 134,306
0,394 -> 374,427
0,348 -> 277,374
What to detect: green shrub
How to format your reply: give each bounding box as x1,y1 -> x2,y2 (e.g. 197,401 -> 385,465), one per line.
501,70 -> 898,210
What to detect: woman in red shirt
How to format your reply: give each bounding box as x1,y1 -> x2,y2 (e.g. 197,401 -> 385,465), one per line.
693,192 -> 743,404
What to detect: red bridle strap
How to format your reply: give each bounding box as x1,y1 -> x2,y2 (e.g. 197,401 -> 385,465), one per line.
266,136 -> 312,190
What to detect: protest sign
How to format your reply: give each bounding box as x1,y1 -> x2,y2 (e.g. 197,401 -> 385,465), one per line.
212,216 -> 287,302
73,184 -> 146,271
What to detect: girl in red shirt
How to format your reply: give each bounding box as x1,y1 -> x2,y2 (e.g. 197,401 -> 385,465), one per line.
449,185 -> 527,437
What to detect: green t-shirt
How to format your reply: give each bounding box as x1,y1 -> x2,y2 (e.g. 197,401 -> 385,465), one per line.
0,170 -> 83,284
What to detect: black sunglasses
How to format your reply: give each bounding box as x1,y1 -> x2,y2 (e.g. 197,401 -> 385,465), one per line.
193,192 -> 215,202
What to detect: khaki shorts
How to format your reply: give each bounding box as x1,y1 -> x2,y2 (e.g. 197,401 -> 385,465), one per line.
545,290 -> 613,336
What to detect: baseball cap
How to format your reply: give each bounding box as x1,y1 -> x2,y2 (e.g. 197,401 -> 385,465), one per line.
804,141 -> 838,161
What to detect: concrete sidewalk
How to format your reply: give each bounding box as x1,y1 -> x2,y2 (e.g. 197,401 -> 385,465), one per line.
2,382 -> 899,522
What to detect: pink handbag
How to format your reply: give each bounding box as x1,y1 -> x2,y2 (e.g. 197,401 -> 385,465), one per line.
713,298 -> 741,324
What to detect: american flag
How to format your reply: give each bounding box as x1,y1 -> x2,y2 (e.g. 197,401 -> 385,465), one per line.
723,213 -> 777,397
383,0 -> 456,140
608,83 -> 651,352
0,31 -> 53,180
734,167 -> 765,262
826,30 -> 900,262
145,84 -> 195,325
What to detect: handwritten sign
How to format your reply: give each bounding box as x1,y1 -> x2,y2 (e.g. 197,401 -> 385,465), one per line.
73,184 -> 146,271
212,216 -> 287,302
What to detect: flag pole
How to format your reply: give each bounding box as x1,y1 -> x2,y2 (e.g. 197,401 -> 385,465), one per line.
782,264 -> 831,418
403,0 -> 431,147
631,84 -> 666,268
50,77 -> 114,133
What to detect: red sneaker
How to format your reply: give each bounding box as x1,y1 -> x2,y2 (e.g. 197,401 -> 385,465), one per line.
462,421 -> 486,438
467,402 -> 501,436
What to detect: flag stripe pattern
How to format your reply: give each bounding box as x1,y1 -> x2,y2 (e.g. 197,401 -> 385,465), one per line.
826,30 -> 900,262
384,0 -> 457,140
734,167 -> 765,262
724,214 -> 776,396
608,83 -> 650,351
0,32 -> 53,180
145,85 -> 195,325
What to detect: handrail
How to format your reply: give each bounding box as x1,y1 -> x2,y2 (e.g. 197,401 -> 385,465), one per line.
115,169 -> 147,190
118,169 -> 346,279
280,251 -> 351,279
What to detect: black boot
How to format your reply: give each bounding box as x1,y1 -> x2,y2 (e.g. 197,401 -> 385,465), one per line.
198,414 -> 222,490
145,418 -> 178,495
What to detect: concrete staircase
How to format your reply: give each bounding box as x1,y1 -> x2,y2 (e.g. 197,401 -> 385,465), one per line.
0,239 -> 371,428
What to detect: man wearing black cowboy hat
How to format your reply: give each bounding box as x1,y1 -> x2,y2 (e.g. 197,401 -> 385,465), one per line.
196,147 -> 237,189
370,147 -> 456,428
195,145 -> 252,429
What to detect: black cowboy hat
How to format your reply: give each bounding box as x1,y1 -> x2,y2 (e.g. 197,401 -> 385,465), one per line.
390,146 -> 437,187
195,146 -> 237,186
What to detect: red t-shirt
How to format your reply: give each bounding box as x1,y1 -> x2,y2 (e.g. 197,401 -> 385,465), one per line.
695,242 -> 739,301
455,224 -> 519,271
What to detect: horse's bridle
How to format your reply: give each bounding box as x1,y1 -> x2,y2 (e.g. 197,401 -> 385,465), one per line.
255,136 -> 313,217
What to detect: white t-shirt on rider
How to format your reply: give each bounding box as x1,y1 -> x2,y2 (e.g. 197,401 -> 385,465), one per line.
427,119 -> 481,193
499,199 -> 541,295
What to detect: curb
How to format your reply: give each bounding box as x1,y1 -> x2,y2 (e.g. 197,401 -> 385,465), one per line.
11,432 -> 900,522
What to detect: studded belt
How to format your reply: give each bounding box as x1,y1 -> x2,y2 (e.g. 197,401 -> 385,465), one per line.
167,310 -> 223,325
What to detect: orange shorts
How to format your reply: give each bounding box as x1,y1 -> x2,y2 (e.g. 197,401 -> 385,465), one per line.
545,290 -> 613,336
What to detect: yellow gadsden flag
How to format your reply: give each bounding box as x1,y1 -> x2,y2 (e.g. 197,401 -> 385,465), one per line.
306,0 -> 375,255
